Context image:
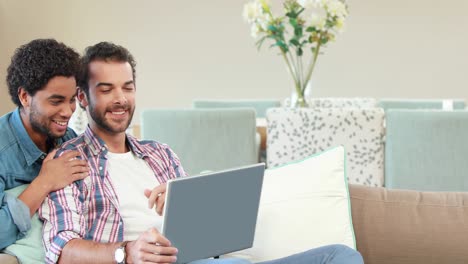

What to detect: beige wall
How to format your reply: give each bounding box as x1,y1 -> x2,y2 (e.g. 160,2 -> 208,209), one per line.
0,1 -> 13,114
1,0 -> 468,122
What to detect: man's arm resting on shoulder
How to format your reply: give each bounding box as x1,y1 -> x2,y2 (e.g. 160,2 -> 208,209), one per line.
0,150 -> 88,249
18,150 -> 88,216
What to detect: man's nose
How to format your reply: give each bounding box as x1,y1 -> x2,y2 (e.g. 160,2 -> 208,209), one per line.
60,102 -> 75,118
113,88 -> 128,104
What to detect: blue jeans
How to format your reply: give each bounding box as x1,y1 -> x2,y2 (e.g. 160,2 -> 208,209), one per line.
189,244 -> 363,264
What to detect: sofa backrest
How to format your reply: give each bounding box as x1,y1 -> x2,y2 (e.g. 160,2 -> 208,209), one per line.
349,184 -> 468,264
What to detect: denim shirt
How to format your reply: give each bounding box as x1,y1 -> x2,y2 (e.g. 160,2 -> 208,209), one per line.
0,108 -> 76,249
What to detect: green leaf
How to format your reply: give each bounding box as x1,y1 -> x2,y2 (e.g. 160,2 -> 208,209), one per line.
297,7 -> 305,16
306,27 -> 317,32
285,9 -> 298,19
289,38 -> 300,46
297,48 -> 303,56
267,24 -> 279,33
276,41 -> 289,53
290,18 -> 298,28
320,37 -> 329,45
294,27 -> 303,38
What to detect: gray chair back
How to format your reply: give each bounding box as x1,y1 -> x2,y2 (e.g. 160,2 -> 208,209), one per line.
141,108 -> 258,175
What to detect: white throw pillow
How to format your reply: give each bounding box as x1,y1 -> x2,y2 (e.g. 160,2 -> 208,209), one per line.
224,145 -> 356,262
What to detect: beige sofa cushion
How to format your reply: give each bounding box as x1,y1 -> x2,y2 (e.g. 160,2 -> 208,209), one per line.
0,254 -> 18,264
349,184 -> 468,264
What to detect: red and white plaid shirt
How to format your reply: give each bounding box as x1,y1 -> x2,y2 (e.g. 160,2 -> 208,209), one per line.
39,127 -> 186,263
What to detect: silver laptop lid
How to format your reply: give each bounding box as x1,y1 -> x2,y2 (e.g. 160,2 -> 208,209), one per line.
161,163 -> 265,264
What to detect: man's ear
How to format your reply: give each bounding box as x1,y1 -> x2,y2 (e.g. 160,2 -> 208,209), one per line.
18,87 -> 31,108
77,88 -> 88,108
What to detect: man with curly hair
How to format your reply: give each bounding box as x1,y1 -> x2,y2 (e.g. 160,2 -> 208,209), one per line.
40,41 -> 363,264
0,39 -> 89,263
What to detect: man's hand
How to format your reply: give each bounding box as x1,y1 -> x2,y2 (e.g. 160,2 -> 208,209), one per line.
36,150 -> 89,192
127,227 -> 178,264
144,183 -> 166,216
19,150 -> 90,216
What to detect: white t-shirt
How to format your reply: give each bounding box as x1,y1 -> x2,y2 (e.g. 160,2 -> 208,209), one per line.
107,151 -> 163,240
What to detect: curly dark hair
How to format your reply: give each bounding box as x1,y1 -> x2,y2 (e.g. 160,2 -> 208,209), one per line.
6,39 -> 80,107
78,42 -> 136,96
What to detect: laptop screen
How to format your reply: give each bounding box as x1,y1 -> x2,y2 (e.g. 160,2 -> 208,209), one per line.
161,163 -> 265,264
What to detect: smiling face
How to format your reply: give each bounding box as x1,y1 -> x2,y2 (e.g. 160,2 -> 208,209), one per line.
80,60 -> 135,137
19,76 -> 77,144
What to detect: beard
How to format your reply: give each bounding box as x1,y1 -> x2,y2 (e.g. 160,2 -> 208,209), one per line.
88,101 -> 135,134
29,104 -> 63,139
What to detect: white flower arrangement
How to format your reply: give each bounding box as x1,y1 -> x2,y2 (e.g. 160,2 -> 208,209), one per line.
243,0 -> 349,107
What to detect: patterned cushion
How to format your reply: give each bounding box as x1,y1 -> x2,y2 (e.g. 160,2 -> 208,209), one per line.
308,97 -> 378,109
266,107 -> 385,187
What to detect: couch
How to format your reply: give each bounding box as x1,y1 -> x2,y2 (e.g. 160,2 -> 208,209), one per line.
2,183 -> 467,264
350,184 -> 468,264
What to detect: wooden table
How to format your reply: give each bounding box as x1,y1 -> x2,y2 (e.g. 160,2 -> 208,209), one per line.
256,118 -> 267,151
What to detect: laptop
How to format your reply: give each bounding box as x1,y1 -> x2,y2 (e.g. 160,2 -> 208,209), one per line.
161,163 -> 265,264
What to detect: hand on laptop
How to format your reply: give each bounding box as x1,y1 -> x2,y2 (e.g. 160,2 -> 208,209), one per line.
144,183 -> 167,216
127,227 -> 178,263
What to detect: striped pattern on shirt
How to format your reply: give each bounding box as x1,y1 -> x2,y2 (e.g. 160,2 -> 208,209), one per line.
39,127 -> 186,263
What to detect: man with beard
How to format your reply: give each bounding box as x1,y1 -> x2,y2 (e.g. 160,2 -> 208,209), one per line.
40,42 -> 363,264
0,39 -> 89,263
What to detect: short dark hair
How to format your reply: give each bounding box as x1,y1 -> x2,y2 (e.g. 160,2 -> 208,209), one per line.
78,42 -> 136,95
7,39 -> 80,107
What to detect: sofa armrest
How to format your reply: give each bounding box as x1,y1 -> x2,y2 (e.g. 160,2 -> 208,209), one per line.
349,184 -> 468,264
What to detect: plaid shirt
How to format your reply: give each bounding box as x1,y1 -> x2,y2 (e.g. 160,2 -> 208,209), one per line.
39,127 -> 186,263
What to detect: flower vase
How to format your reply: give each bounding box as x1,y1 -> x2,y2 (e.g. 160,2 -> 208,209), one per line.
283,81 -> 312,108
